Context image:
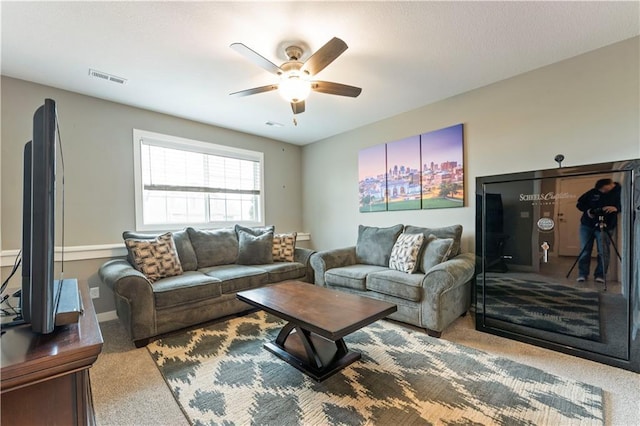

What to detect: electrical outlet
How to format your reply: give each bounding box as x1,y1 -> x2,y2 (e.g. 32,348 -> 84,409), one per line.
90,287 -> 100,299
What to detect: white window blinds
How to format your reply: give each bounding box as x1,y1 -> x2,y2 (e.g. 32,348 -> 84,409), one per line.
133,129 -> 264,231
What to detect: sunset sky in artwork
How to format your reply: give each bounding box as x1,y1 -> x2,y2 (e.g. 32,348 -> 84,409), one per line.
358,123 -> 463,181
387,135 -> 420,173
421,124 -> 463,166
358,144 -> 386,181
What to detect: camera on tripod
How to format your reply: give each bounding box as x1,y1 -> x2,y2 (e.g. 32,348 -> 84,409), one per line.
590,207 -> 608,216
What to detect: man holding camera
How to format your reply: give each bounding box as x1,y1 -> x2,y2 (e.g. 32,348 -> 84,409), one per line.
575,178 -> 621,283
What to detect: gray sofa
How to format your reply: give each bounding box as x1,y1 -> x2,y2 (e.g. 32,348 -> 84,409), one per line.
310,224 -> 475,337
99,226 -> 314,347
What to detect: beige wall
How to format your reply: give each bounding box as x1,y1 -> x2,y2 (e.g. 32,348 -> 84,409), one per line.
301,37 -> 640,252
1,77 -> 304,313
1,77 -> 304,248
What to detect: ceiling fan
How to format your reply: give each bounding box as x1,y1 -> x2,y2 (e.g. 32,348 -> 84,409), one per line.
229,37 -> 362,115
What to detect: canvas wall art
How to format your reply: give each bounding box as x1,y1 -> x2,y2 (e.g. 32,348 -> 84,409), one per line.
386,135 -> 421,211
358,144 -> 388,212
421,123 -> 464,209
358,123 -> 464,212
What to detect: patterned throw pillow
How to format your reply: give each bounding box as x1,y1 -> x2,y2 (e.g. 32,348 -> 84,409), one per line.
389,233 -> 425,273
273,232 -> 297,262
124,232 -> 183,283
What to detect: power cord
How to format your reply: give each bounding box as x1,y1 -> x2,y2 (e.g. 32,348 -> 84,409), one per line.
1,251 -> 23,324
1,250 -> 21,296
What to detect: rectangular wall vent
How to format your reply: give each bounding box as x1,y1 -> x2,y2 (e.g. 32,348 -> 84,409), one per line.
88,68 -> 127,84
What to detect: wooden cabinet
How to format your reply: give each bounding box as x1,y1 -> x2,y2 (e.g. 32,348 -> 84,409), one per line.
1,282 -> 103,425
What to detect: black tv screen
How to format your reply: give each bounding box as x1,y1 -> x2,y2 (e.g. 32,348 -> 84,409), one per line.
21,98 -> 59,334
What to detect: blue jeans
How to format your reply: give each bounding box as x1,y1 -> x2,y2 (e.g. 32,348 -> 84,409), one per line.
577,224 -> 611,278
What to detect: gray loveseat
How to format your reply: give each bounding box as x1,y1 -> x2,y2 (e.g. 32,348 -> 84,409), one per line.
99,226 -> 314,347
310,224 -> 475,337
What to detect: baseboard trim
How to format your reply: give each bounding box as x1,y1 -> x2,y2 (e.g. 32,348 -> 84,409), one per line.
97,310 -> 118,323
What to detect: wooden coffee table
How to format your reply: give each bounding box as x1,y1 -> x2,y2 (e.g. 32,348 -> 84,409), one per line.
237,281 -> 397,381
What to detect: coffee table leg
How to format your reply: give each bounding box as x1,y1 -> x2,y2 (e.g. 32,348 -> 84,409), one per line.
274,322 -> 296,346
266,321 -> 360,381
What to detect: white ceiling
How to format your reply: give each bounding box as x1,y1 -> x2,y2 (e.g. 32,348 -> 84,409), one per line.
2,1 -> 638,146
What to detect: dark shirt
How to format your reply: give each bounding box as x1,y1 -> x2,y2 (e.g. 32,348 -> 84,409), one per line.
576,183 -> 621,230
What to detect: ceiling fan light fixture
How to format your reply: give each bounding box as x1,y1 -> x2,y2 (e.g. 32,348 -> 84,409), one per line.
278,71 -> 311,103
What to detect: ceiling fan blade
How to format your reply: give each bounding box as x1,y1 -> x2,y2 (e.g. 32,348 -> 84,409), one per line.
230,43 -> 282,75
291,100 -> 305,114
311,81 -> 362,97
301,37 -> 348,76
230,84 -> 278,97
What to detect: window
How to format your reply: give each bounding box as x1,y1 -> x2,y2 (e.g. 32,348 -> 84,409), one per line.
133,129 -> 264,231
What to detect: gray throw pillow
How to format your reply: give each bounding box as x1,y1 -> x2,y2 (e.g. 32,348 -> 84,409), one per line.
355,224 -> 403,266
420,234 -> 454,273
234,224 -> 275,237
236,228 -> 274,265
404,224 -> 463,257
186,227 -> 239,268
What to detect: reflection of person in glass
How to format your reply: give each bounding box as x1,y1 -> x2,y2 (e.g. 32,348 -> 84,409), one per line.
575,178 -> 621,283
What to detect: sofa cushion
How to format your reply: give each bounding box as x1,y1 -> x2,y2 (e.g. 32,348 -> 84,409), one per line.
151,271 -> 222,309
253,262 -> 307,283
200,264 -> 269,294
420,234 -> 454,272
171,229 -> 199,271
404,224 -> 463,257
366,269 -> 425,302
122,230 -> 198,272
187,227 -> 238,268
389,233 -> 425,273
124,232 -> 183,283
236,227 -> 274,265
273,232 -> 297,262
325,264 -> 389,290
355,224 -> 403,266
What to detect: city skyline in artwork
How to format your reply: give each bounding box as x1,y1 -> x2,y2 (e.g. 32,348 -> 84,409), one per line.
358,123 -> 464,212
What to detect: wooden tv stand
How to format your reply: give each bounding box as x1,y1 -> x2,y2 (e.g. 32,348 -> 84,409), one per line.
1,281 -> 103,425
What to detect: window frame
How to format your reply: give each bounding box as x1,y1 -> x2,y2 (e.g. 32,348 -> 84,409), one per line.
133,129 -> 265,232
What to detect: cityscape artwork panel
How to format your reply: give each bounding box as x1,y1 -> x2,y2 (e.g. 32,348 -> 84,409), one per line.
386,135 -> 421,211
358,123 -> 464,212
358,143 -> 388,212
421,123 -> 464,209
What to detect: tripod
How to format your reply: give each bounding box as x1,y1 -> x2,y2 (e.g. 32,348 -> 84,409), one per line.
566,215 -> 622,291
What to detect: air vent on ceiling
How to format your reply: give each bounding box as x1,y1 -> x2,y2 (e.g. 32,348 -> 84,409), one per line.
88,68 -> 127,84
265,121 -> 284,127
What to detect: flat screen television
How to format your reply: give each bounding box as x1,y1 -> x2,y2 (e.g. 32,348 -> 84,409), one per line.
20,98 -> 61,334
475,159 -> 640,373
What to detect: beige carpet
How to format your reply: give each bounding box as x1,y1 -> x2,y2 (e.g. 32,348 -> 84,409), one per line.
91,313 -> 639,426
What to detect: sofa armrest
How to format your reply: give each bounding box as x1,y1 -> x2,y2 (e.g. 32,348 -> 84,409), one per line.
310,246 -> 357,286
98,259 -> 155,340
423,252 -> 475,294
294,247 -> 314,265
294,247 -> 316,283
99,259 -> 152,297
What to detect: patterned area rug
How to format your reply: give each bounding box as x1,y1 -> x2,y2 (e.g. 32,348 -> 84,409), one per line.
148,311 -> 603,425
482,277 -> 601,341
